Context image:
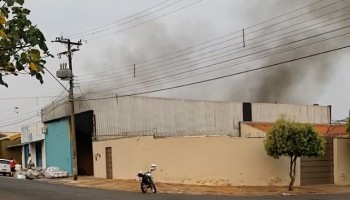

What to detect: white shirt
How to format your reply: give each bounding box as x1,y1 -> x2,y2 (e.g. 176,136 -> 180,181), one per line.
27,156 -> 32,165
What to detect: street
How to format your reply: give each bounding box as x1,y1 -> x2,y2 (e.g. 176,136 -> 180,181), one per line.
0,176 -> 349,200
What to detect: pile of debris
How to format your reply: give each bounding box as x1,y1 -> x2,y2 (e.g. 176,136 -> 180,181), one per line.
15,166 -> 69,180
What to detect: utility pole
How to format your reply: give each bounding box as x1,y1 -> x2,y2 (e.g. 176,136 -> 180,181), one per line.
52,37 -> 82,181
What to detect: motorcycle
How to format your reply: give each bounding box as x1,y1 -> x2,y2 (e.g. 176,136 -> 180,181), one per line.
137,164 -> 157,193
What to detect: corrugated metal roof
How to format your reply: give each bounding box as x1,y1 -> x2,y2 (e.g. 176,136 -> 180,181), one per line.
0,132 -> 21,141
243,122 -> 348,137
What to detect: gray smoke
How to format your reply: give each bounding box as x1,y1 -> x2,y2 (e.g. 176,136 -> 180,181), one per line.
81,0 -> 349,104
225,0 -> 349,104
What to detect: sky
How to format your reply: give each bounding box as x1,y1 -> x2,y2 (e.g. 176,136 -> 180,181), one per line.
0,0 -> 349,131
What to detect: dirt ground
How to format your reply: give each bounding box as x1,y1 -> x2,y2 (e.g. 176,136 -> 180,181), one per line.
37,176 -> 350,196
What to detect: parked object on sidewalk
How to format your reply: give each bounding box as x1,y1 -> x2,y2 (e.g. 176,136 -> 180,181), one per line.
43,166 -> 69,179
26,169 -> 35,180
15,168 -> 43,180
137,164 -> 157,193
15,164 -> 21,171
16,171 -> 26,179
28,168 -> 44,179
0,159 -> 11,176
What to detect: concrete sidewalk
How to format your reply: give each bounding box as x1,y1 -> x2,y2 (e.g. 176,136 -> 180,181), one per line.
36,176 -> 350,196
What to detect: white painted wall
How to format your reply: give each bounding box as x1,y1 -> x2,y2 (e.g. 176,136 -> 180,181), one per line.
20,121 -> 46,169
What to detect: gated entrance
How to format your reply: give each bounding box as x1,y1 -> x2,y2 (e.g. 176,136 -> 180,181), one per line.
300,137 -> 334,185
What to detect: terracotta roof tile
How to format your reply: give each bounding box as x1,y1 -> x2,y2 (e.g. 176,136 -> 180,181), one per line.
243,122 -> 348,137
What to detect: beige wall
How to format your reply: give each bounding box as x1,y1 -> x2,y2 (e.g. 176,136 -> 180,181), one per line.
334,138 -> 350,185
93,136 -> 300,186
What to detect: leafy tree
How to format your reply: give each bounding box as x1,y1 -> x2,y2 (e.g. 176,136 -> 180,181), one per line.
347,117 -> 350,133
264,117 -> 326,191
0,0 -> 51,87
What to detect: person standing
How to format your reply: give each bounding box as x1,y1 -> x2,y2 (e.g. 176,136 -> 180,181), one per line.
27,153 -> 34,169
9,157 -> 16,177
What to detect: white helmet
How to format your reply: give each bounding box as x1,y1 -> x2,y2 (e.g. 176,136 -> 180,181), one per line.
150,164 -> 157,171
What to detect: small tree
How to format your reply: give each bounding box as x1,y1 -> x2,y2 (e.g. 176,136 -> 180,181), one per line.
264,117 -> 326,191
346,117 -> 350,133
0,0 -> 51,87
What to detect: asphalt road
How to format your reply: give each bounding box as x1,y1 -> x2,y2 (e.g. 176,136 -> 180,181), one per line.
1,176 -> 350,200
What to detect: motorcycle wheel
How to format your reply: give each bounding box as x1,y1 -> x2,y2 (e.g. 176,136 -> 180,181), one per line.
140,182 -> 148,193
151,183 -> 157,193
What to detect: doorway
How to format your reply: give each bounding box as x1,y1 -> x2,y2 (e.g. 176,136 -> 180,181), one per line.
35,142 -> 42,167
106,147 -> 113,179
23,144 -> 29,168
300,137 -> 334,185
75,111 -> 94,175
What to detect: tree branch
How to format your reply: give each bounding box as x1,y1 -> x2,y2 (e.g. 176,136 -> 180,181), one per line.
0,45 -> 31,51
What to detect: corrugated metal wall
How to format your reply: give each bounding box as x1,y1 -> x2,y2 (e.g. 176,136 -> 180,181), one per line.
252,103 -> 330,124
92,97 -> 243,140
42,96 -> 242,139
41,96 -> 331,141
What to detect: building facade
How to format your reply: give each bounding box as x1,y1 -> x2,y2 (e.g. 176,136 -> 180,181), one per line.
42,96 -> 331,140
0,132 -> 22,165
20,121 -> 46,169
41,96 -> 334,184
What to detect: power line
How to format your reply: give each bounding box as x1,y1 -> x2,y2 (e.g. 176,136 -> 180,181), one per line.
86,0 -> 202,41
246,0 -> 343,35
78,6 -> 350,87
67,0 -> 174,38
0,86 -> 65,116
76,0 -> 332,78
78,43 -> 350,101
0,96 -> 58,100
73,0 -> 185,39
79,18 -> 350,91
88,30 -> 350,96
0,85 -> 68,123
114,31 -> 350,95
0,114 -> 39,128
44,67 -> 69,92
77,86 -> 91,110
245,0 -> 326,30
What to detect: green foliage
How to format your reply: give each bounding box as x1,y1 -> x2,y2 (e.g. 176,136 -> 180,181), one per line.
264,117 -> 326,191
264,117 -> 326,158
347,118 -> 350,133
0,0 -> 51,87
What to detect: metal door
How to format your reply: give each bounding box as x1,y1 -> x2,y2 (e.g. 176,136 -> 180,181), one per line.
300,137 -> 334,185
105,147 -> 113,179
24,144 -> 29,168
35,142 -> 43,167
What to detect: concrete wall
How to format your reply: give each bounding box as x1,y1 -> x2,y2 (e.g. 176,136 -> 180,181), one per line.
334,138 -> 350,185
45,118 -> 72,174
93,136 -> 300,186
21,121 -> 45,143
0,139 -> 22,165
